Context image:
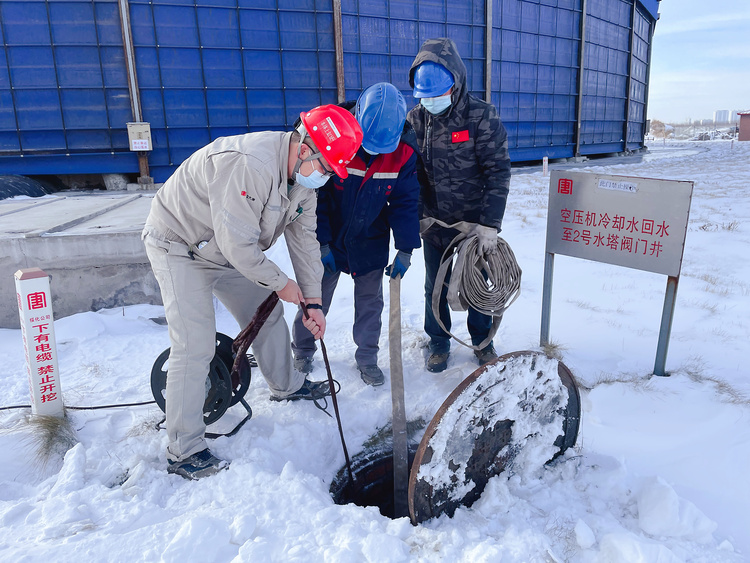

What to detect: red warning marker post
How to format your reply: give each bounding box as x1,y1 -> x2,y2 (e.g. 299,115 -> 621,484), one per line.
14,268 -> 64,417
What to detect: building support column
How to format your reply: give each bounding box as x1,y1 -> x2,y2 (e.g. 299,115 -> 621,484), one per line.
118,0 -> 151,184
623,0 -> 637,152
642,11 -> 657,147
485,0 -> 493,104
574,0 -> 588,157
333,0 -> 346,103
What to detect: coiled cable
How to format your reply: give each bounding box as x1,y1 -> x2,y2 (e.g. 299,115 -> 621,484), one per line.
424,219 -> 522,350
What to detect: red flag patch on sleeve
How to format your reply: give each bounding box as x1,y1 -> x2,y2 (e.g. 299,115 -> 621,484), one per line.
451,130 -> 469,143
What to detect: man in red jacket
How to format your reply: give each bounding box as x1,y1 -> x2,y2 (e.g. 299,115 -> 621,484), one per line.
291,83 -> 421,386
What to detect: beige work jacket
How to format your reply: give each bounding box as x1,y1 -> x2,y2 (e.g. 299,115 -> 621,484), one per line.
146,131 -> 323,298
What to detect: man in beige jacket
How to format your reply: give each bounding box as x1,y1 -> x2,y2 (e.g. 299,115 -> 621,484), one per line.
143,105 -> 363,480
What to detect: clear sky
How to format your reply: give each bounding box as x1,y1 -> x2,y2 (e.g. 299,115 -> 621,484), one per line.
647,0 -> 750,123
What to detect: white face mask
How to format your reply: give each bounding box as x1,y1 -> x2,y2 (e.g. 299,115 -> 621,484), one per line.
363,146 -> 379,156
421,95 -> 452,115
295,162 -> 329,189
293,138 -> 331,189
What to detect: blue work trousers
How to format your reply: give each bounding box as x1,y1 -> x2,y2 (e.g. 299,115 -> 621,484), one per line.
292,268 -> 383,367
423,238 -> 493,353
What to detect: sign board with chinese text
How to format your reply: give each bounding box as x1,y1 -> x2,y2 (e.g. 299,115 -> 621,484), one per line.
546,171 -> 693,277
14,268 -> 63,416
126,122 -> 152,152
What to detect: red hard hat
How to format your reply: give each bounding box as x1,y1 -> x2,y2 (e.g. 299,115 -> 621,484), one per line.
299,105 -> 363,179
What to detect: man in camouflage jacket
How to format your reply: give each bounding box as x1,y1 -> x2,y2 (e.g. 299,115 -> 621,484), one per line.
407,37 -> 511,372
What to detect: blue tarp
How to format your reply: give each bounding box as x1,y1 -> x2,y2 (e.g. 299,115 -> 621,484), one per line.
0,0 -> 657,181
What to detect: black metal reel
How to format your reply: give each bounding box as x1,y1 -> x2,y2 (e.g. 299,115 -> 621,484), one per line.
150,340 -> 233,426
214,333 -> 254,406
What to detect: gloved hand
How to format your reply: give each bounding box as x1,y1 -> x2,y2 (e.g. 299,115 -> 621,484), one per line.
385,250 -> 412,279
472,224 -> 498,254
320,244 -> 337,274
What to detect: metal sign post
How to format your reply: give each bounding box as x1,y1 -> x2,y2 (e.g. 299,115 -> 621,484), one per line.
540,171 -> 693,376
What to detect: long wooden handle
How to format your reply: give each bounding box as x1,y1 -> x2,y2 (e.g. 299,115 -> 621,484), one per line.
389,275 -> 409,519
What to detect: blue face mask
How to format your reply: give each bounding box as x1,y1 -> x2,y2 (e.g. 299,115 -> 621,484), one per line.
421,95 -> 452,115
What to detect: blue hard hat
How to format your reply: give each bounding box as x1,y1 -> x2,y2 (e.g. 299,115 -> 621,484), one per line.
412,61 -> 454,99
355,82 -> 407,154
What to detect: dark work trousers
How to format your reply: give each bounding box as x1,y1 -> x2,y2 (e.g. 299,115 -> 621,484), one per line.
423,238 -> 493,353
292,267 -> 384,367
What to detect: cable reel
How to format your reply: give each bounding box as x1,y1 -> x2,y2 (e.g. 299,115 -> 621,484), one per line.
150,333 -> 255,428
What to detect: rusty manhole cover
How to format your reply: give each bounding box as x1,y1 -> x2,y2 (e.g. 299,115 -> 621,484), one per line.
408,351 -> 580,524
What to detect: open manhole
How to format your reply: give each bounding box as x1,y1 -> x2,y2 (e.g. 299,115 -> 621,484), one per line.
329,422 -> 423,519
330,351 -> 580,523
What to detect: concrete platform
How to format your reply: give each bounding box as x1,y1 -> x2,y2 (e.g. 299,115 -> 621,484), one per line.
1,192 -> 161,328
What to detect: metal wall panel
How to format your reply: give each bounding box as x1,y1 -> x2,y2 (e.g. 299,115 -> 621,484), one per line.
579,0 -> 631,154
341,0 -> 486,107
0,0 -> 658,180
492,0 -> 581,161
626,4 -> 652,149
0,0 -> 134,171
129,0 -> 337,176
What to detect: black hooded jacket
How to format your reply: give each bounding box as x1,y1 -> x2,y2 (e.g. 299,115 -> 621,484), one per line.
407,38 -> 511,248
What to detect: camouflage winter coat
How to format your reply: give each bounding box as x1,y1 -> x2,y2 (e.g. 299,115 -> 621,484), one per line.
407,37 -> 511,248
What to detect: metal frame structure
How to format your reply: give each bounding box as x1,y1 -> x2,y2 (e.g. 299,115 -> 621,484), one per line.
0,0 -> 659,182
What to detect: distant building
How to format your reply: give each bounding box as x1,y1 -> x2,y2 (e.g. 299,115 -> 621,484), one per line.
739,112 -> 750,142
714,110 -> 730,123
730,110 -> 742,123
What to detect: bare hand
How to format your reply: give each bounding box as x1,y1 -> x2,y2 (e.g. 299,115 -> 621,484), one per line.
277,279 -> 304,304
303,307 -> 326,340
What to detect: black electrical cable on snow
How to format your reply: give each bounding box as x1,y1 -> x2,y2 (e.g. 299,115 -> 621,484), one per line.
0,399 -> 156,412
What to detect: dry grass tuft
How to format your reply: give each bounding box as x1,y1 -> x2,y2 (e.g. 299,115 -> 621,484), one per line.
23,413 -> 78,471
567,299 -> 600,312
677,356 -> 750,405
589,371 -> 653,392
541,340 -> 567,360
698,273 -> 720,286
126,415 -> 163,438
698,220 -> 741,232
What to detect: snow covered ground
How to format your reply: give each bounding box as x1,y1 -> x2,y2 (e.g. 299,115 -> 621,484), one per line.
1,140 -> 748,562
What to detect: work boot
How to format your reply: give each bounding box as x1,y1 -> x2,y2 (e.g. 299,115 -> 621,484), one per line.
358,364 -> 385,386
294,356 -> 314,375
426,351 -> 450,373
270,378 -> 331,402
474,343 -> 498,366
167,448 -> 229,480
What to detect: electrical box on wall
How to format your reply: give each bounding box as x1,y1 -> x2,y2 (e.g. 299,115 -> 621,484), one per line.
126,122 -> 152,152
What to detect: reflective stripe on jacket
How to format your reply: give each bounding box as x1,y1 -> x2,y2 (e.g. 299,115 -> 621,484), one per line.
316,128 -> 421,277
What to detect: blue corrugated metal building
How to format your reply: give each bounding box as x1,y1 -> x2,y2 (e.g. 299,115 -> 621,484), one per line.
0,0 -> 660,183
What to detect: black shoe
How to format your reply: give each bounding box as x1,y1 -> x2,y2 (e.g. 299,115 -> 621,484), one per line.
426,351 -> 450,373
474,343 -> 498,366
270,378 -> 331,402
358,364 -> 385,386
294,356 -> 314,375
167,448 -> 229,480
